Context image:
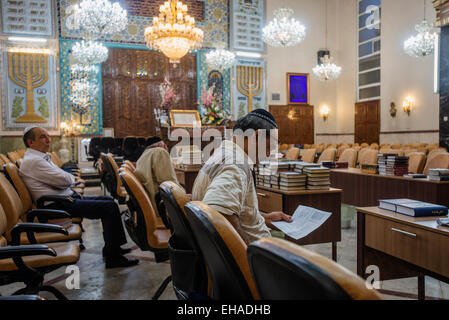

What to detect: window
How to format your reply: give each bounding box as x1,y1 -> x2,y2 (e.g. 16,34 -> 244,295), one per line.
357,0 -> 381,102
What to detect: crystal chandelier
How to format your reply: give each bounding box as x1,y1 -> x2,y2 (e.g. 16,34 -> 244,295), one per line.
144,0 -> 204,65
313,55 -> 342,81
262,8 -> 306,48
404,20 -> 436,57
70,64 -> 99,122
71,40 -> 109,65
67,0 -> 128,40
205,43 -> 235,71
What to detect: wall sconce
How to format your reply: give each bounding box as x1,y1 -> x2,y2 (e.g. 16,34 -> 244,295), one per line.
390,102 -> 397,117
320,105 -> 329,121
402,97 -> 413,116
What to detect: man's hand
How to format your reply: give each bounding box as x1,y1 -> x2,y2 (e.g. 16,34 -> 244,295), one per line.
262,211 -> 292,229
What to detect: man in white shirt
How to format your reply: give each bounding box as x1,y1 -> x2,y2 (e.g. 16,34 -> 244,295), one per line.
19,126 -> 139,269
192,109 -> 292,244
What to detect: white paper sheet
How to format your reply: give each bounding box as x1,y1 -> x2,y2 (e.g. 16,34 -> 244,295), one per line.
272,205 -> 332,240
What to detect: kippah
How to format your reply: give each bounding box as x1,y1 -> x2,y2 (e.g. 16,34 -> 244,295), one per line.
250,109 -> 278,128
24,126 -> 38,135
146,136 -> 162,147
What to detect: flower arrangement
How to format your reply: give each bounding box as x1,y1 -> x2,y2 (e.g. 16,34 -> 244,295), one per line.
200,84 -> 230,126
160,77 -> 179,112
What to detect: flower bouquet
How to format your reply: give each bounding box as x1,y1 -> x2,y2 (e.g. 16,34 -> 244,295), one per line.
157,77 -> 179,126
200,84 -> 230,126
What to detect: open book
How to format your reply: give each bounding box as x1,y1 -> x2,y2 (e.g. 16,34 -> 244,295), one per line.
271,205 -> 331,240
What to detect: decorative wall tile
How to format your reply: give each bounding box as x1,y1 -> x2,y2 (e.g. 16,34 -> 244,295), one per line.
230,0 -> 265,52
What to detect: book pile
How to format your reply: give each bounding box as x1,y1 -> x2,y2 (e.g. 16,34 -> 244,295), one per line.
321,161 -> 336,169
274,172 -> 307,191
336,161 -> 349,169
378,154 -> 409,176
379,198 -> 448,217
428,168 -> 449,181
256,161 -> 304,188
293,162 -> 321,173
303,167 -> 331,190
361,164 -> 378,174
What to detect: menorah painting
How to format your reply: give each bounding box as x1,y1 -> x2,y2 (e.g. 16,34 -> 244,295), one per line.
237,65 -> 263,113
8,51 -> 49,123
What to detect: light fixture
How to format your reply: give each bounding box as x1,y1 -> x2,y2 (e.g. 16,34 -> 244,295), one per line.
404,0 -> 437,58
235,51 -> 262,59
8,37 -> 47,43
67,0 -> 128,40
262,7 -> 306,48
320,105 -> 330,121
71,40 -> 109,65
69,64 -> 99,125
144,0 -> 204,65
205,43 -> 235,71
402,97 -> 413,116
313,0 -> 341,81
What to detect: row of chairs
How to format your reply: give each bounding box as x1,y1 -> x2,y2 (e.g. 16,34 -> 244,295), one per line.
88,136 -> 156,163
105,158 -> 382,299
0,164 -> 83,299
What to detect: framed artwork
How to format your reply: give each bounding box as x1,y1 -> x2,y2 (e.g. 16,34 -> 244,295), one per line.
169,109 -> 201,127
287,73 -> 309,105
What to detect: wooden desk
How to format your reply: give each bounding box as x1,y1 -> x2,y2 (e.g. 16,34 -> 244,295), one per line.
357,206 -> 449,300
256,186 -> 342,261
175,168 -> 199,193
330,168 -> 449,207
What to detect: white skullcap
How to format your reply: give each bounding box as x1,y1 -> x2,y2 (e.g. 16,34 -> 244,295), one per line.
23,126 -> 38,135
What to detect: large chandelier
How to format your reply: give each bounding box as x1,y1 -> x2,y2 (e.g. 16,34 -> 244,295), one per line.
205,43 -> 235,71
262,8 -> 306,48
313,54 -> 342,81
70,64 -> 99,123
404,20 -> 436,57
145,0 -> 204,65
71,40 -> 109,65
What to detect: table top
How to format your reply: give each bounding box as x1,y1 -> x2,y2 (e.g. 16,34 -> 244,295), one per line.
357,206 -> 449,236
256,185 -> 342,196
331,168 -> 449,184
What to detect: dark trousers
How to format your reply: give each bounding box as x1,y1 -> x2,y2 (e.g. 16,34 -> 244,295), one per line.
45,194 -> 127,256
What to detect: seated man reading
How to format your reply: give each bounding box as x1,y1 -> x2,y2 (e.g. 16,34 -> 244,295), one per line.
134,136 -> 182,217
19,126 -> 139,269
192,109 -> 292,244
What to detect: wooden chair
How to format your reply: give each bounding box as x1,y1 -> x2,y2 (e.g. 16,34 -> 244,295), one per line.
302,149 -> 317,163
185,201 -> 259,300
336,145 -> 349,158
318,148 -> 337,163
247,238 -> 382,300
408,152 -> 426,174
285,147 -> 300,161
358,149 -> 378,166
338,149 -> 358,168
423,153 -> 449,175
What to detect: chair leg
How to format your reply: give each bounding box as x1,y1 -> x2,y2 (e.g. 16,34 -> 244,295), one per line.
79,237 -> 85,250
152,275 -> 172,300
40,285 -> 68,300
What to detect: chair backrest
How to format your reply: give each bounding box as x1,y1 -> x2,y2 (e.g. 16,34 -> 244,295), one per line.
369,143 -> 379,150
247,238 -> 382,300
106,153 -> 126,197
0,203 -> 7,247
7,151 -> 21,163
302,149 -> 316,163
404,149 -> 418,157
185,201 -> 258,300
3,163 -> 33,213
285,147 -> 300,160
338,149 -> 357,168
88,137 -> 102,160
159,181 -> 208,296
318,148 -> 336,163
360,143 -> 369,148
358,149 -> 378,166
123,137 -> 139,161
124,160 -> 135,171
408,152 -> 426,174
50,152 -> 63,168
100,137 -> 116,154
423,153 -> 449,175
15,158 -> 22,169
119,169 -> 169,251
0,173 -> 23,236
16,149 -> 26,158
336,145 -> 349,158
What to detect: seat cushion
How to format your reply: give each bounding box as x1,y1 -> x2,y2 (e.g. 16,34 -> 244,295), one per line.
0,242 -> 80,271
19,224 -> 82,245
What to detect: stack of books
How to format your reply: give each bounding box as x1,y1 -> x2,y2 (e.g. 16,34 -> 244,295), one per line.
321,161 -> 336,169
336,161 -> 349,169
428,168 -> 449,181
303,167 -> 331,190
294,162 -> 321,173
276,172 -> 307,191
361,164 -> 378,174
379,198 -> 448,217
378,154 -> 409,176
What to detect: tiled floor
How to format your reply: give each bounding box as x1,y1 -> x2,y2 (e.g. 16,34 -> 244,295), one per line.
2,186 -> 448,300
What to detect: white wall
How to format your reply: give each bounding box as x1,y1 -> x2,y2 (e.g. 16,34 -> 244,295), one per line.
265,0 -> 439,145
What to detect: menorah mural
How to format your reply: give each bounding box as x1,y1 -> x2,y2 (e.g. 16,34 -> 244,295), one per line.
236,65 -> 263,113
8,52 -> 49,123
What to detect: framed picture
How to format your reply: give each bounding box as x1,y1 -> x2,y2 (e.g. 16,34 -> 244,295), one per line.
287,73 -> 310,105
169,109 -> 201,127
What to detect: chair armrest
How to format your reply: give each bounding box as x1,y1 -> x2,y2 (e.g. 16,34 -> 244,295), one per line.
0,244 -> 56,260
26,209 -> 71,223
10,222 -> 69,245
36,195 -> 74,208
